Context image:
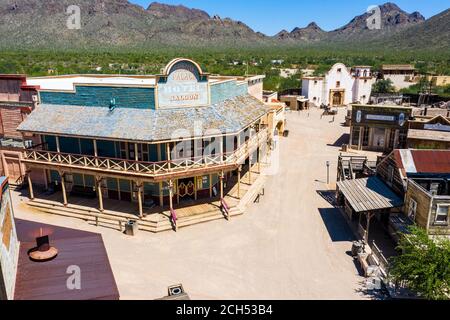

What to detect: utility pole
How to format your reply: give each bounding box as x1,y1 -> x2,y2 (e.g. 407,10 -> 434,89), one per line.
326,161 -> 330,185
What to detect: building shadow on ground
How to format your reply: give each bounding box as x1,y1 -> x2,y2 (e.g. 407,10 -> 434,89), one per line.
316,190 -> 337,206
318,207 -> 356,242
327,133 -> 349,147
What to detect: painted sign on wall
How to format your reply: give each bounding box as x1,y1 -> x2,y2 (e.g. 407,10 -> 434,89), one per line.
0,177 -> 19,300
158,59 -> 209,108
366,114 -> 395,122
425,123 -> 450,132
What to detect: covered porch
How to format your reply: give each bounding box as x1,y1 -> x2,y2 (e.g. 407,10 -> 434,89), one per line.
23,163 -> 265,233
336,176 -> 404,249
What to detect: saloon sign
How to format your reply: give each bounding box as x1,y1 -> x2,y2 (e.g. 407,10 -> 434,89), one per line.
158,59 -> 209,108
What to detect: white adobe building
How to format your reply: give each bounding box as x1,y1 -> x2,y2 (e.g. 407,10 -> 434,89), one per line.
302,63 -> 374,107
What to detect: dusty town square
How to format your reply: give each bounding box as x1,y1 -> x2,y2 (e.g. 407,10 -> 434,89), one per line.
11,107 -> 376,300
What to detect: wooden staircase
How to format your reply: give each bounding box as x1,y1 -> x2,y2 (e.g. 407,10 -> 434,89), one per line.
26,198 -> 244,234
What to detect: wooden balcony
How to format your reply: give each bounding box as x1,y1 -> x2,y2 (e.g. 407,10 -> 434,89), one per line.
22,129 -> 269,181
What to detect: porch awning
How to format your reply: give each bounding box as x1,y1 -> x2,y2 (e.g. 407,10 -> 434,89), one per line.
337,176 -> 403,213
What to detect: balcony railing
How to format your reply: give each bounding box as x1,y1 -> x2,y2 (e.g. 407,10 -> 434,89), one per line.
23,129 -> 268,178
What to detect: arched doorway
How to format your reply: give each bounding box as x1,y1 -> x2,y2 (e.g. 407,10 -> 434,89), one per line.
330,90 -> 345,106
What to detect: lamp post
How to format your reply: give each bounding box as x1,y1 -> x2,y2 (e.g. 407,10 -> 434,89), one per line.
326,161 -> 330,185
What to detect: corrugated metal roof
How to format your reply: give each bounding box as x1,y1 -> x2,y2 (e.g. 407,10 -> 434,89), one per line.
394,149 -> 450,175
18,95 -> 270,142
337,177 -> 403,213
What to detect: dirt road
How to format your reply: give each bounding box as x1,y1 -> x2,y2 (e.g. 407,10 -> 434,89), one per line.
13,108 -> 367,299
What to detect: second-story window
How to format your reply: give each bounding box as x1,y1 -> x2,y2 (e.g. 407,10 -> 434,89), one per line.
435,205 -> 449,224
336,81 -> 340,88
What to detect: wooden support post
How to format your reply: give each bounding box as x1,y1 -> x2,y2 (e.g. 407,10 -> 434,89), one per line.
166,143 -> 171,171
169,180 -> 177,232
176,179 -> 180,204
257,140 -> 261,174
135,143 -> 139,171
55,136 -> 61,162
365,212 -> 374,244
194,177 -> 198,200
209,173 -> 213,198
97,177 -> 104,212
169,180 -> 174,210
60,172 -> 68,207
137,181 -> 143,218
219,171 -> 224,200
219,137 -> 224,163
237,166 -> 242,199
27,172 -> 34,200
358,127 -> 363,151
157,144 -> 162,161
93,139 -> 99,166
159,181 -> 163,207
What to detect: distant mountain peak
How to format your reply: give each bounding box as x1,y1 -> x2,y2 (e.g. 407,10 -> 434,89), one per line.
306,22 -> 321,29
147,1 -> 210,20
379,2 -> 401,11
276,21 -> 325,41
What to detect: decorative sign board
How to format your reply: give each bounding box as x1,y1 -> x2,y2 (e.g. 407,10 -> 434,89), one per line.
424,123 -> 450,132
157,59 -> 209,109
0,177 -> 19,300
366,114 -> 395,122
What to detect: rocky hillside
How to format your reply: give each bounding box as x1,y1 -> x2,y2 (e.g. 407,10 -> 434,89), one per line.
275,2 -> 427,43
275,22 -> 326,42
0,0 -> 447,50
0,0 -> 266,48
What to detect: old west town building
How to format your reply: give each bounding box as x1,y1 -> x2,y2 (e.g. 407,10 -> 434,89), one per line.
301,63 -> 374,107
17,59 -> 284,231
0,75 -> 39,185
349,104 -> 412,152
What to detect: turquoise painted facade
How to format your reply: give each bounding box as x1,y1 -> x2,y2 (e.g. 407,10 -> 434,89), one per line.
40,85 -> 155,109
39,80 -> 248,109
210,80 -> 248,105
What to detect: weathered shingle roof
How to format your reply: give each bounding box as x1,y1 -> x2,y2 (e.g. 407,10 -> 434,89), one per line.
18,95 -> 270,142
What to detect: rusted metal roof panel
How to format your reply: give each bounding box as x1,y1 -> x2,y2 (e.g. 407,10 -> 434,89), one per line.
14,219 -> 119,300
393,149 -> 450,175
18,95 -> 270,142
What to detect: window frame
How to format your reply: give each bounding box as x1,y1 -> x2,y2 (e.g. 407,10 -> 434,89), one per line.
435,204 -> 449,225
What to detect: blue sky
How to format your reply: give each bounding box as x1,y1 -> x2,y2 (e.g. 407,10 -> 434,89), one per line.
130,0 -> 449,35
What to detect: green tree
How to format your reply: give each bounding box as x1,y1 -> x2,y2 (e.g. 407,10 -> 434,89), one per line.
389,226 -> 450,300
372,79 -> 395,93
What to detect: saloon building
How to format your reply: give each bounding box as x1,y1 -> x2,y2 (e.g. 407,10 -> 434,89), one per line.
18,59 -> 282,230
